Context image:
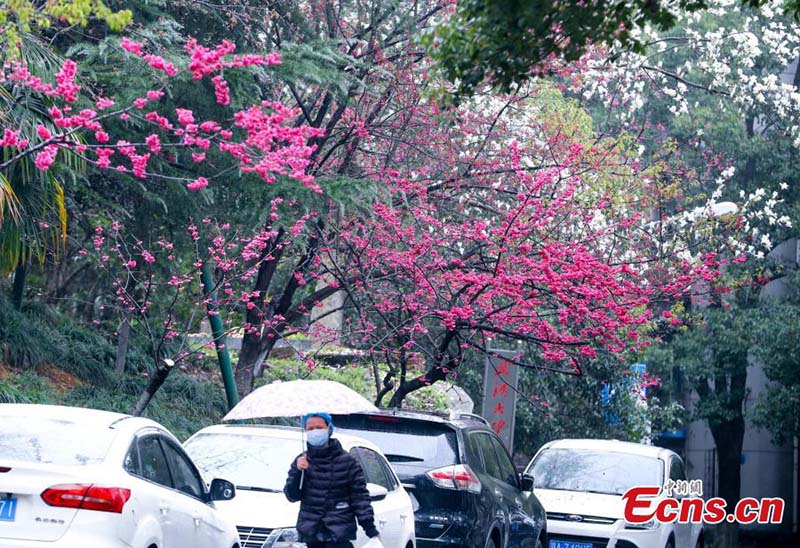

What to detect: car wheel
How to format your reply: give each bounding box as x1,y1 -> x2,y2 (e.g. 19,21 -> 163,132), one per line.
484,533 -> 498,548
665,539 -> 675,548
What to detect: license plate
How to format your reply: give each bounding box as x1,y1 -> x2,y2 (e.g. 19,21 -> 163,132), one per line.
0,497 -> 17,522
549,541 -> 593,548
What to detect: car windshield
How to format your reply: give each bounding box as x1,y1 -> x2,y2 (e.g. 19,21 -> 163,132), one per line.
528,448 -> 664,496
0,415 -> 117,466
185,432 -> 300,492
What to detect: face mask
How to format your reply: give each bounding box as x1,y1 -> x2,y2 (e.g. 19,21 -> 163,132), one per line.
306,428 -> 330,447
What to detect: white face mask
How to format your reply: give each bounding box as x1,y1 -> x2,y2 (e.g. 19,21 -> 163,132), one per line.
306,428 -> 330,447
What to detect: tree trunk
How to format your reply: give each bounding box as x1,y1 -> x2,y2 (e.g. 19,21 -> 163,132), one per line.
131,363 -> 172,417
115,314 -> 131,374
11,258 -> 27,310
235,336 -> 276,396
709,414 -> 745,548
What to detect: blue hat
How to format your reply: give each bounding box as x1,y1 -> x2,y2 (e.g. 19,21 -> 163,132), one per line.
302,412 -> 334,430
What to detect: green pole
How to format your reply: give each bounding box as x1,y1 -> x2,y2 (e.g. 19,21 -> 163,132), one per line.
200,262 -> 239,409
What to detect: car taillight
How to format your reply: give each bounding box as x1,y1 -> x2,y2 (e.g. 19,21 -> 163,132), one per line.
426,464 -> 481,494
41,484 -> 131,514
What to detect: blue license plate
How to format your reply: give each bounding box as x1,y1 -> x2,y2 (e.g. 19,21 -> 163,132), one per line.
0,497 -> 17,522
550,541 -> 593,548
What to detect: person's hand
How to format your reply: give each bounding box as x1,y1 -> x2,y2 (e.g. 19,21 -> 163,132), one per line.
297,454 -> 309,471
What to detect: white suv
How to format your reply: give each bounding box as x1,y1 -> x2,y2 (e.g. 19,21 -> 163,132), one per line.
185,424 -> 416,548
526,439 -> 703,548
0,404 -> 240,548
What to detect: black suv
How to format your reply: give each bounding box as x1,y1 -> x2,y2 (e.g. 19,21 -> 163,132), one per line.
333,410 -> 546,548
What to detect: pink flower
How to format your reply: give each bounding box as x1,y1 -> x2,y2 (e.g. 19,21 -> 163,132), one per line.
54,60 -> 79,102
146,90 -> 165,101
133,98 -> 148,109
0,128 -> 20,147
95,130 -> 110,143
95,97 -> 115,110
95,148 -> 114,168
191,152 -> 206,162
121,38 -> 144,55
143,54 -> 177,76
36,125 -> 52,140
176,108 -> 194,125
186,176 -> 208,191
145,134 -> 161,153
212,75 -> 230,105
34,145 -> 59,170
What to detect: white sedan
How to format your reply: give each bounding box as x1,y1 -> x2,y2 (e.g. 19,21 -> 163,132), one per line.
0,404 -> 240,548
526,439 -> 704,548
184,424 -> 417,548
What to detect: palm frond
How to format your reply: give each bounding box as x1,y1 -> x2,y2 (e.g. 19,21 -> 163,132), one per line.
0,172 -> 21,225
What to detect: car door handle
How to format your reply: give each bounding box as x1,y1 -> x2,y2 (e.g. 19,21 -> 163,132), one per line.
400,513 -> 408,521
378,518 -> 388,527
193,513 -> 202,527
158,503 -> 169,515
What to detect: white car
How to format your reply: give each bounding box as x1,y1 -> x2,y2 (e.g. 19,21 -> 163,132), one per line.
184,424 -> 417,548
0,404 -> 240,548
526,439 -> 704,548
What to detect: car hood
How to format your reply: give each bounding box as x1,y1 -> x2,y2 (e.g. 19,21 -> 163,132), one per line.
215,489 -> 300,529
533,488 -> 624,520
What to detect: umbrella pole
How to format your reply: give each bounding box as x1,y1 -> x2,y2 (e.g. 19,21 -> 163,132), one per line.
299,426 -> 305,490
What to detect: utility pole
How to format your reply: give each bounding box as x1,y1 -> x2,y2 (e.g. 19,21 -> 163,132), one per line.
200,262 -> 239,410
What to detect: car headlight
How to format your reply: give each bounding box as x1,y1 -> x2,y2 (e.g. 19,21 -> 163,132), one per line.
265,528 -> 306,548
624,518 -> 660,530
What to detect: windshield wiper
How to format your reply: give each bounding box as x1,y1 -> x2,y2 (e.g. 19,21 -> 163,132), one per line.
384,454 -> 425,463
540,487 -> 618,495
236,486 -> 282,493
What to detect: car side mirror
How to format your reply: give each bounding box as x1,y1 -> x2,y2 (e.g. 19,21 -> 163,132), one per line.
519,473 -> 535,492
209,478 -> 236,501
367,483 -> 388,501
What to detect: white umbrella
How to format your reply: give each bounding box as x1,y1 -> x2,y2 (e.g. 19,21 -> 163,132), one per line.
223,379 -> 379,489
223,379 -> 378,421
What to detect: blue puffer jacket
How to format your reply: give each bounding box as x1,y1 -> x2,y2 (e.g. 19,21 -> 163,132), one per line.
284,438 -> 379,542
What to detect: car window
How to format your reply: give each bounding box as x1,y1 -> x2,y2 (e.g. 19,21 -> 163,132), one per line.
465,432 -> 486,472
334,416 -> 459,469
670,458 -> 687,482
162,439 -> 206,500
123,443 -> 141,475
490,436 -> 518,488
528,448 -> 664,495
475,433 -> 503,481
0,415 -> 117,466
137,435 -> 173,488
354,447 -> 392,491
378,453 -> 400,491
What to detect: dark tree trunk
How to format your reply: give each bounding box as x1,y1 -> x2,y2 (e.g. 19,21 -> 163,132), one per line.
115,314 -> 131,374
388,331 -> 458,407
709,415 -> 745,548
131,363 -> 172,416
235,336 -> 276,396
11,258 -> 27,310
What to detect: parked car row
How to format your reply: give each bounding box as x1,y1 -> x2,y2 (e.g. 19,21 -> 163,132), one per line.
0,404 -> 702,548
